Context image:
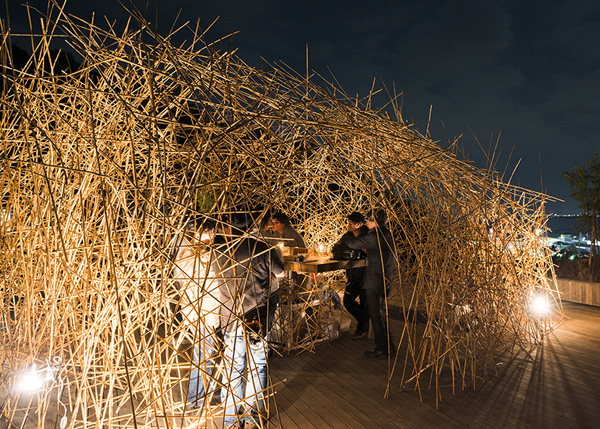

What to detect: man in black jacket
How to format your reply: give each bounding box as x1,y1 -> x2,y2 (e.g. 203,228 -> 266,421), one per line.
336,212 -> 369,339
341,209 -> 398,358
214,214 -> 285,428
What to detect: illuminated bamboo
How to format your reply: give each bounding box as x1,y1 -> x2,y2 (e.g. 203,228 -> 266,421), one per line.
0,2 -> 564,428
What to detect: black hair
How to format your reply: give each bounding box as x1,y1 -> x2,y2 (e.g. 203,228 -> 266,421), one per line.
230,212 -> 253,233
369,209 -> 387,227
271,212 -> 290,226
184,215 -> 216,233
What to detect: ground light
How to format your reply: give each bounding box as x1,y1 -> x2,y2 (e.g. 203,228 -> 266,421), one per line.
16,357 -> 68,429
16,364 -> 47,393
531,293 -> 551,316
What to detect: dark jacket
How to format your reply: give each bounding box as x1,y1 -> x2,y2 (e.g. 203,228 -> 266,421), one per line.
261,224 -> 306,248
341,226 -> 398,291
281,224 -> 306,248
214,236 -> 285,331
337,226 -> 369,284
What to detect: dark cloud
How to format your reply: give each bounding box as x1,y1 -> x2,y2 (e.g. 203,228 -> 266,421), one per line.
3,0 -> 600,213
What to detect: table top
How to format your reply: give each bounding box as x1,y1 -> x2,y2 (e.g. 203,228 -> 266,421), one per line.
283,256 -> 366,273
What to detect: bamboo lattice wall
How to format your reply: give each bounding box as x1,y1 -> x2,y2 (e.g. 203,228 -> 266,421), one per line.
0,2 -> 563,428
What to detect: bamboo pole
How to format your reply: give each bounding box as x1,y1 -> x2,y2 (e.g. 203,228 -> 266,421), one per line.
0,3 -> 564,427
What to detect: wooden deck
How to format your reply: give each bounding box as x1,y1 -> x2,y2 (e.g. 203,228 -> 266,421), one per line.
2,302 -> 598,428
268,301 -> 600,428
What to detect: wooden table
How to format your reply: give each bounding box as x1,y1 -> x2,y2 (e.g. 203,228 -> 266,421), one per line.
284,256 -> 366,273
274,256 -> 367,351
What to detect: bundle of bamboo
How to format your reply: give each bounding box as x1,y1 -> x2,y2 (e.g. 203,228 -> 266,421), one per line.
0,2 -> 563,427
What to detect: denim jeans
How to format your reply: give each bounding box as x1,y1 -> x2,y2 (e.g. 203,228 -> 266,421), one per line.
221,326 -> 267,427
188,326 -> 219,407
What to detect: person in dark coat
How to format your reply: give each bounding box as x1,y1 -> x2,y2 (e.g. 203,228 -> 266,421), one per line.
335,211 -> 370,339
268,212 -> 306,247
268,212 -> 306,248
340,209 -> 398,358
214,213 -> 285,428
263,211 -> 307,288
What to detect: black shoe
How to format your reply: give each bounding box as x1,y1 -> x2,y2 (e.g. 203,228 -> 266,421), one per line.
188,400 -> 203,410
245,410 -> 267,429
352,329 -> 366,339
364,348 -> 386,358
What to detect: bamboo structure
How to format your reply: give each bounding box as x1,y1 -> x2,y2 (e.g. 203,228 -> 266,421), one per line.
0,2 -> 563,428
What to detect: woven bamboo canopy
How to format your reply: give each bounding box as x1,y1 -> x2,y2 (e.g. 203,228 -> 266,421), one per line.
0,2 -> 563,428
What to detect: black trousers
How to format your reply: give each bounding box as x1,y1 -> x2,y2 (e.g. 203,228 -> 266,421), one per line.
364,286 -> 392,351
343,280 -> 367,332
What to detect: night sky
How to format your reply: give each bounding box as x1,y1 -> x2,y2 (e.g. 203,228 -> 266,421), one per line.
4,0 -> 600,214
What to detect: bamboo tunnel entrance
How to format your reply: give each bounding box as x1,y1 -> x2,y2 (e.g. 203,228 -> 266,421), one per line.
0,3 -> 563,428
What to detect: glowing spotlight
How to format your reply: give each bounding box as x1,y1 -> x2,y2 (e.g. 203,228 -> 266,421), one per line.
16,358 -> 69,428
17,364 -> 45,393
16,358 -> 61,393
531,294 -> 550,316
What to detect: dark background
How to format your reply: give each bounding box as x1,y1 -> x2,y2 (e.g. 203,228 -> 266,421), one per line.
3,0 -> 600,214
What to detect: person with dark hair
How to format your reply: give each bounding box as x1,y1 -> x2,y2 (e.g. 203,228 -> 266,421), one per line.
335,212 -> 370,339
340,209 -> 398,358
265,211 -> 309,290
214,214 -> 285,429
269,212 -> 306,248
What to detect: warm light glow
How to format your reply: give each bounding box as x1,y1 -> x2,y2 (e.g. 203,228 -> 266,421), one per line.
16,359 -> 60,393
531,294 -> 550,316
17,365 -> 44,393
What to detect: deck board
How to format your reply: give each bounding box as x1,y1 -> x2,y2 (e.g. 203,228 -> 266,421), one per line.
3,303 -> 597,428
268,301 -> 600,428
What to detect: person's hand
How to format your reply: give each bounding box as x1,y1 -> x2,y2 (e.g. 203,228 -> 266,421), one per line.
365,220 -> 377,230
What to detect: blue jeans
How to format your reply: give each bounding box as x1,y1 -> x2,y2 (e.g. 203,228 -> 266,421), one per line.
188,327 -> 219,407
221,326 -> 268,427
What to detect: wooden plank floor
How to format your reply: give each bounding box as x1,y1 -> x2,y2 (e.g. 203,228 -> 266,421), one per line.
268,301 -> 600,429
2,302 -> 597,428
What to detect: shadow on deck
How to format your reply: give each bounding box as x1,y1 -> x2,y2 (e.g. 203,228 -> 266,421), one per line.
268,301 -> 600,428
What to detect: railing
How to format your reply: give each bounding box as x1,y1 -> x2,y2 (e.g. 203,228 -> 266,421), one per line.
549,277 -> 600,306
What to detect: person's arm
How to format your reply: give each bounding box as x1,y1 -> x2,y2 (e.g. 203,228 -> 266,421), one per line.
270,247 -> 286,277
334,231 -> 352,246
340,230 -> 377,251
